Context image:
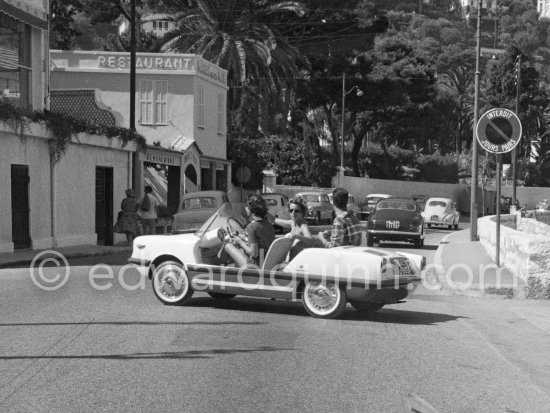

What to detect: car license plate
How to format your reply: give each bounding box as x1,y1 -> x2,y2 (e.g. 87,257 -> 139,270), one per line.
431,215 -> 438,221
385,220 -> 400,229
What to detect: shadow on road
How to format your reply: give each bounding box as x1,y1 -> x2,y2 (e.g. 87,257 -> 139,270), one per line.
0,346 -> 292,360
0,321 -> 266,327
187,297 -> 466,325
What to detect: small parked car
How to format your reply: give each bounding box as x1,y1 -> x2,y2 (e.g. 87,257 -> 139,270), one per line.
129,202 -> 425,319
295,191 -> 334,225
261,192 -> 291,220
261,192 -> 291,232
327,192 -> 360,216
366,197 -> 425,248
172,190 -> 229,232
421,197 -> 460,229
358,193 -> 392,220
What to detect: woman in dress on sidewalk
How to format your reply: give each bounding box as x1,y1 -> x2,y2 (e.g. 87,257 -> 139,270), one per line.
114,189 -> 140,245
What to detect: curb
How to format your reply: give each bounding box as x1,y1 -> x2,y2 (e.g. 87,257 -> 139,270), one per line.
0,247 -> 131,269
433,231 -> 525,299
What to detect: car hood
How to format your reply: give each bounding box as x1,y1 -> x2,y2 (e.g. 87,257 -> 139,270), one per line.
131,233 -> 199,264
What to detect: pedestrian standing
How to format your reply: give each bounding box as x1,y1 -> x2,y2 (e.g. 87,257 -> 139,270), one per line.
140,185 -> 159,235
113,189 -> 140,245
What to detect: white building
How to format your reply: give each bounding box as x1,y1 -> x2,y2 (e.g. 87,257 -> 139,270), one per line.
0,0 -> 139,252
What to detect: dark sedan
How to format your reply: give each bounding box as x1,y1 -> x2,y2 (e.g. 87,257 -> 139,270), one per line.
366,198 -> 424,248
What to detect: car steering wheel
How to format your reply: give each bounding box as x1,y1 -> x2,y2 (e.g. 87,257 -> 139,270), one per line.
226,217 -> 245,237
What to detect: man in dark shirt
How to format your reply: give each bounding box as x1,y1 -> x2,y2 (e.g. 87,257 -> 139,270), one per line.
317,187 -> 362,248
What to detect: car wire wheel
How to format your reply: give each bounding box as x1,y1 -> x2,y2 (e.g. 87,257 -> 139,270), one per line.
152,261 -> 194,305
302,281 -> 346,318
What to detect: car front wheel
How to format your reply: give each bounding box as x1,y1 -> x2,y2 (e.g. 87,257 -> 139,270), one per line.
152,261 -> 194,305
302,281 -> 346,319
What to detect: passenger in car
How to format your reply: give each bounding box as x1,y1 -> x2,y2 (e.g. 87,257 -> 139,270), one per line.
273,195 -> 316,260
220,194 -> 275,267
317,187 -> 362,248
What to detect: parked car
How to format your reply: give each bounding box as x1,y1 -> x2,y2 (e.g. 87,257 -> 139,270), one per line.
129,202 -> 425,319
421,197 -> 460,229
327,192 -> 360,216
366,197 -> 425,248
172,190 -> 229,232
358,193 -> 392,220
261,192 -> 291,220
295,191 -> 334,225
261,192 -> 291,232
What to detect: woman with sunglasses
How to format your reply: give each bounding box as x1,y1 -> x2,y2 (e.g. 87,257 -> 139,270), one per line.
274,195 -> 316,259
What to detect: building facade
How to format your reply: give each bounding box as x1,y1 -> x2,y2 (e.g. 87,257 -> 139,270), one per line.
50,50 -> 231,212
0,0 -> 140,252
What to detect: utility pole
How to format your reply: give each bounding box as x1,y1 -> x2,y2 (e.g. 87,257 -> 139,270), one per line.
512,54 -> 521,204
470,0 -> 482,241
130,0 -> 136,131
340,73 -> 346,186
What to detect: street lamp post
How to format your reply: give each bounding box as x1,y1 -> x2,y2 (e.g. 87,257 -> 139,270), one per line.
340,73 -> 363,186
512,54 -> 522,204
470,0 -> 482,241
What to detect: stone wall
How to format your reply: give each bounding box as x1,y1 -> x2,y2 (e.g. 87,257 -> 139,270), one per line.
478,214 -> 550,299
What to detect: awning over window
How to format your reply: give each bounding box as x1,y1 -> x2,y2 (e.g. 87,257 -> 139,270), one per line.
0,0 -> 48,30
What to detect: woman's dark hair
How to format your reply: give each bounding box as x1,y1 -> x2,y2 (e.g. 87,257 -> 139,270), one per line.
288,195 -> 308,214
246,193 -> 268,217
144,185 -> 153,193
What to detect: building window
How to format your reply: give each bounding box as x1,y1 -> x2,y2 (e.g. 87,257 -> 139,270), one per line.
139,79 -> 167,125
217,93 -> 224,133
0,14 -> 32,108
197,82 -> 205,128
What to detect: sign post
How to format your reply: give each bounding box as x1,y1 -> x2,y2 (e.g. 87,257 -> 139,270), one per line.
476,108 -> 522,266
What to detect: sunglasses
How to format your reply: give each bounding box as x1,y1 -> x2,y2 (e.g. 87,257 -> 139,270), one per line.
289,209 -> 302,213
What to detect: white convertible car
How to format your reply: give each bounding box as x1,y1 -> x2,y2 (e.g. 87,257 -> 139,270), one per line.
129,203 -> 425,319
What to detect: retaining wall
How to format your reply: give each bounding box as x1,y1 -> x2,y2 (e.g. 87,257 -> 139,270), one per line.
478,214 -> 550,299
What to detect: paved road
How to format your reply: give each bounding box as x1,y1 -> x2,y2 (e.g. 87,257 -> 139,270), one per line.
1,223 -> 549,412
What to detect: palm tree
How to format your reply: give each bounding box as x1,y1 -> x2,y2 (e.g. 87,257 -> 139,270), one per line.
158,0 -> 306,133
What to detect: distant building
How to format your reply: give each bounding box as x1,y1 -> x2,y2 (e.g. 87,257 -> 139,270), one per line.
118,13 -> 175,37
538,0 -> 550,18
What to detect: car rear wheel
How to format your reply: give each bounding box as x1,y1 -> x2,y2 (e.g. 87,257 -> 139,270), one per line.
349,301 -> 384,313
302,281 -> 346,319
208,292 -> 236,300
152,261 -> 194,305
453,220 -> 459,230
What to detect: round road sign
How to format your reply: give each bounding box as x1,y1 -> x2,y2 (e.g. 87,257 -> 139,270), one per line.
476,108 -> 522,154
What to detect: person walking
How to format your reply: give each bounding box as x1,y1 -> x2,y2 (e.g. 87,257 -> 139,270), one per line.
317,187 -> 362,248
140,185 -> 159,235
113,189 -> 140,245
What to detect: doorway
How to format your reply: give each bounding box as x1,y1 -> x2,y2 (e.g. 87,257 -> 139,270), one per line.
95,167 -> 113,245
11,164 -> 31,250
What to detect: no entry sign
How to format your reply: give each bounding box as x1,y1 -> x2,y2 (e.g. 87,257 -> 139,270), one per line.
476,108 -> 522,154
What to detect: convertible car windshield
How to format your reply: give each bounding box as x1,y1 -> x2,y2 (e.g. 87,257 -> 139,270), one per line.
195,202 -> 246,238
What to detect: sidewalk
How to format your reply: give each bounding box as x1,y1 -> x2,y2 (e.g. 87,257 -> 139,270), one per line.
433,229 -> 526,298
0,244 -> 131,269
